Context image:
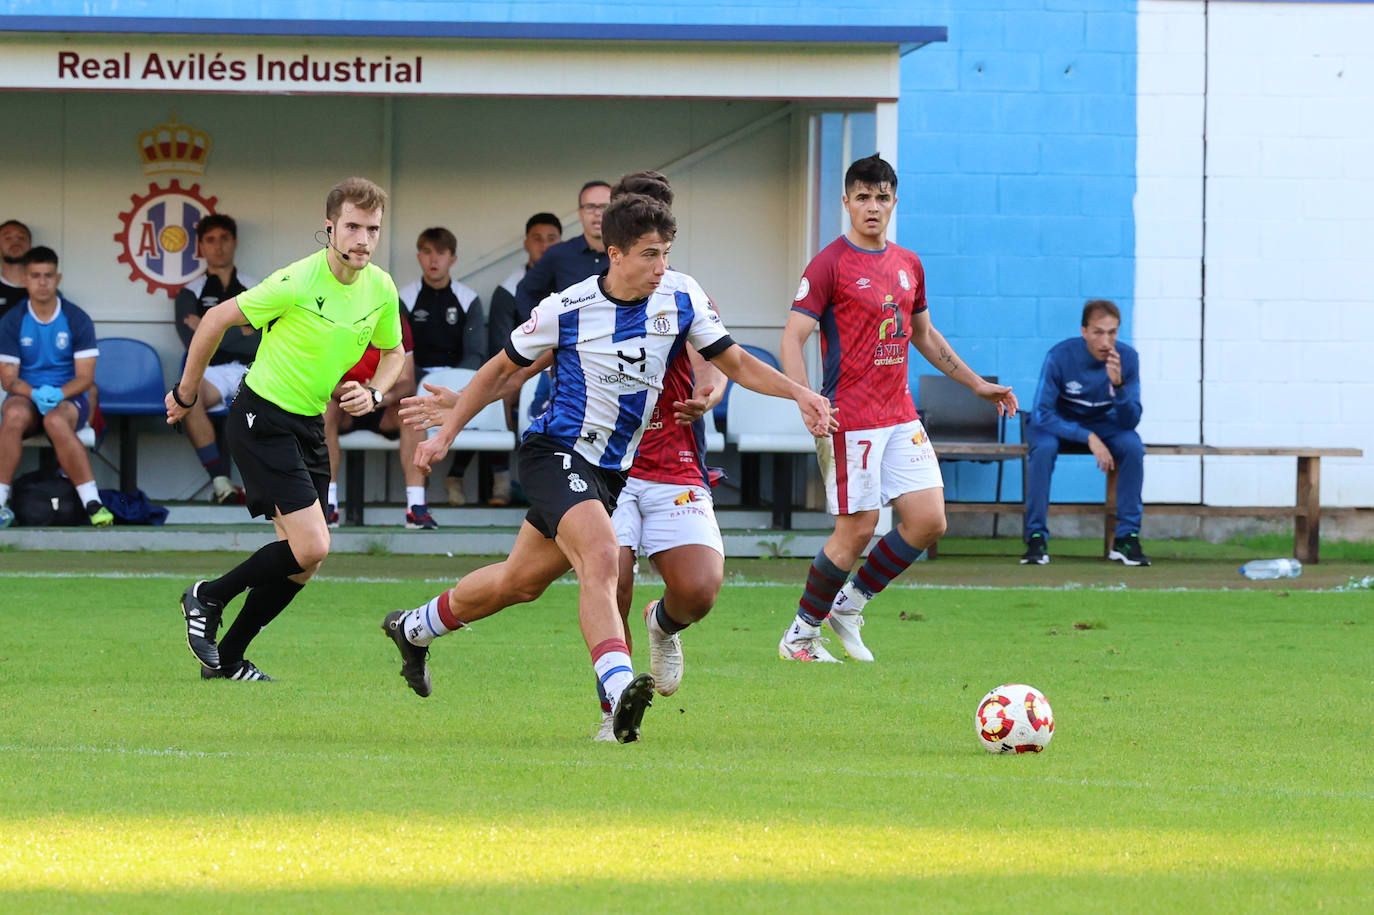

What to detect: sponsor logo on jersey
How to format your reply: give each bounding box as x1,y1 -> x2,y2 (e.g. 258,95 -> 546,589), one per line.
673,489 -> 699,506
413,308 -> 429,322
793,276 -> 810,301
898,269 -> 911,291
1065,380 -> 1083,395
856,277 -> 872,289
315,296 -> 326,310
560,291 -> 596,307
246,412 -> 256,428
911,426 -> 928,447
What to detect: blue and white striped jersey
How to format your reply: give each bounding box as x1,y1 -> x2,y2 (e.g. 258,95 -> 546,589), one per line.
504,271 -> 732,471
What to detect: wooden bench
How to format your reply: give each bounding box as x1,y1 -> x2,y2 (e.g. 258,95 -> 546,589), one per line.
934,442 -> 1363,564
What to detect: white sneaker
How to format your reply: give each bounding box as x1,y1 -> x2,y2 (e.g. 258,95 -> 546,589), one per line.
827,583 -> 874,661
592,711 -> 616,742
779,618 -> 841,663
210,475 -> 239,505
644,600 -> 684,696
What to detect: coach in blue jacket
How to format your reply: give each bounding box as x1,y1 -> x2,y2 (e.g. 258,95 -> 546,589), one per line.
1022,299 -> 1149,567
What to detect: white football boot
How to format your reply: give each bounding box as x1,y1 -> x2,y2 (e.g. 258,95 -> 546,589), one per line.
644,600 -> 684,696
826,582 -> 875,662
778,618 -> 841,663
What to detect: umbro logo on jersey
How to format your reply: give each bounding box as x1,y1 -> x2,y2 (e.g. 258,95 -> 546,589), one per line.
1065,381 -> 1083,395
315,296 -> 326,310
246,412 -> 256,428
856,277 -> 872,289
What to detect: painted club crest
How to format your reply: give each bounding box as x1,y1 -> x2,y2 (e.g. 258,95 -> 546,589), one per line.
114,115 -> 218,297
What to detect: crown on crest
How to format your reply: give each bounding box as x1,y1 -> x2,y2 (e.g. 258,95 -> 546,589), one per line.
137,114 -> 211,177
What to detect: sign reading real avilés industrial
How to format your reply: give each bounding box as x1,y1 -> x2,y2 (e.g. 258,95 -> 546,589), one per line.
1,38 -> 429,93
57,50 -> 422,87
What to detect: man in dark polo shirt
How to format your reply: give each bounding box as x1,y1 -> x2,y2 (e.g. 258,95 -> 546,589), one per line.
513,180 -> 611,323
0,219 -> 33,320
398,226 -> 485,506
173,214 -> 259,504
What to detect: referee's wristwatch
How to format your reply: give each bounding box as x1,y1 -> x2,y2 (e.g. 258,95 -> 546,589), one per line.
366,386 -> 384,409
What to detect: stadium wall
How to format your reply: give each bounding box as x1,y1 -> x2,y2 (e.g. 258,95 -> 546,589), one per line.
2,1 -> 1370,516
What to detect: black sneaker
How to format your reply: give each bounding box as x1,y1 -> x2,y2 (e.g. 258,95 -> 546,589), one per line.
1020,534 -> 1049,565
612,673 -> 656,744
382,610 -> 432,697
1109,533 -> 1152,567
201,659 -> 275,681
181,580 -> 225,669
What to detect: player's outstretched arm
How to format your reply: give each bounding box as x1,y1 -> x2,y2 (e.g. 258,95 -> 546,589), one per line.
708,343 -> 837,437
165,298 -> 251,424
400,350 -> 551,430
909,310 -> 1019,418
412,349 -> 524,473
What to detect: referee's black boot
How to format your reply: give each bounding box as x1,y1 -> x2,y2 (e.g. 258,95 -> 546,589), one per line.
181,580 -> 225,670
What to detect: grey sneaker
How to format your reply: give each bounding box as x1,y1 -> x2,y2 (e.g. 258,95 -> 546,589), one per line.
181,580 -> 224,670
612,673 -> 656,744
381,610 -> 433,697
591,711 -> 616,743
201,659 -> 275,681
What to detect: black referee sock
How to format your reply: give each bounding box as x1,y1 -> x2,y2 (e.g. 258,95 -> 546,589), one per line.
201,540 -> 305,606
217,577 -> 305,667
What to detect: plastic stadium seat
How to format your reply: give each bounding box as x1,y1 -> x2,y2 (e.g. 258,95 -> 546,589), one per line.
93,337 -> 167,491
725,383 -> 817,529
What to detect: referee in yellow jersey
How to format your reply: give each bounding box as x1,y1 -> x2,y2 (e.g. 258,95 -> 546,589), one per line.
166,177 -> 405,681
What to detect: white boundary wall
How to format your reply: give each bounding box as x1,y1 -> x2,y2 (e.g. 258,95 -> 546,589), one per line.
1136,0 -> 1374,507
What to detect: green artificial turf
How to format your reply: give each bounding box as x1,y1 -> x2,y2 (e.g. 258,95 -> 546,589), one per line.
0,558 -> 1371,912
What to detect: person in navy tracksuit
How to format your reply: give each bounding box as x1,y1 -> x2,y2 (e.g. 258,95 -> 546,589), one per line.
1022,299 -> 1149,567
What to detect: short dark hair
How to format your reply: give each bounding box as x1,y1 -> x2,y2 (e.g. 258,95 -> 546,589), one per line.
195,213 -> 237,241
525,212 -> 562,235
416,227 -> 457,254
0,219 -> 31,239
326,176 -> 388,222
579,180 -> 611,203
21,245 -> 58,269
611,171 -> 673,207
1081,299 -> 1121,326
602,194 -> 676,253
844,153 -> 898,194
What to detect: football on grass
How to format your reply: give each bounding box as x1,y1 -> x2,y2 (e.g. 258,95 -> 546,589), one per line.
976,684 -> 1055,754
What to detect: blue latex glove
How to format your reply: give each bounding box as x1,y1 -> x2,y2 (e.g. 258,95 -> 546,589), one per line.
31,385 -> 64,415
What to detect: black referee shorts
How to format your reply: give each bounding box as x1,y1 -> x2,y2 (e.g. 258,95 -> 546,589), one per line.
518,433 -> 627,539
227,382 -> 330,521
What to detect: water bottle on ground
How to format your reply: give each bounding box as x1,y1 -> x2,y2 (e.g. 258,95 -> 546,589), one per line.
1239,558 -> 1303,580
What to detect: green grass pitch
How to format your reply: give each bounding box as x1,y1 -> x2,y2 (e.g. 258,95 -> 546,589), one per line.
0,547 -> 1371,912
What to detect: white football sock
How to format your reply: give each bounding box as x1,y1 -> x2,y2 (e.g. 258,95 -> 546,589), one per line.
0,483 -> 10,506
406,485 -> 427,508
327,482 -> 338,506
401,594 -> 453,647
76,480 -> 100,505
595,651 -> 634,711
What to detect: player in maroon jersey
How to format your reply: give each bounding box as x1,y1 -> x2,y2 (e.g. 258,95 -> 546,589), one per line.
604,345 -> 725,738
778,154 -> 1017,662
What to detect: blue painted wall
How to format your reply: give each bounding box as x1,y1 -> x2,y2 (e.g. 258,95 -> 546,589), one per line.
3,0 -> 1138,512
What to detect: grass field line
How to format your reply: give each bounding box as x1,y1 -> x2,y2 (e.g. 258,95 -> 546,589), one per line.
0,570 -> 1356,594
5,742 -> 1371,803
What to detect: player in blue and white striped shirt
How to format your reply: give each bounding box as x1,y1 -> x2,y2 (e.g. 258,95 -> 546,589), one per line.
382,188 -> 836,743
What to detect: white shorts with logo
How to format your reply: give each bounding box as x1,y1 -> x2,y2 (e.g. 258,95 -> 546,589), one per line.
204,361 -> 250,414
613,477 -> 724,558
816,419 -> 943,515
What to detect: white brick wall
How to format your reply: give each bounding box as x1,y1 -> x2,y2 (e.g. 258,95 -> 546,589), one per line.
1138,0 -> 1374,508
